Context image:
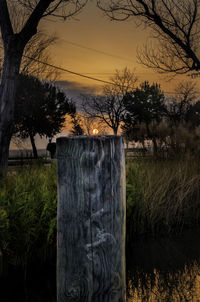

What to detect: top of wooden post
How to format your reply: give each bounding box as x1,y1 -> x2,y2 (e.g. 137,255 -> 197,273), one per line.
57,135 -> 122,141
56,135 -> 124,161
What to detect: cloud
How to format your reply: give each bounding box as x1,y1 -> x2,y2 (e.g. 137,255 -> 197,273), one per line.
55,80 -> 102,110
56,80 -> 101,111
56,80 -> 100,97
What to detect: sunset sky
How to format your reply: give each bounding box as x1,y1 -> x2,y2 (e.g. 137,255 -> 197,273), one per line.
10,1 -> 199,150
39,1 -> 193,99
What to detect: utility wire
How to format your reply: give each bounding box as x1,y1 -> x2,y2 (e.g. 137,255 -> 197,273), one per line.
0,44 -> 114,85
59,38 -> 136,63
23,54 -> 116,86
1,45 -> 198,94
22,54 -> 188,94
23,54 -> 200,94
23,54 -> 200,95
22,52 -> 200,94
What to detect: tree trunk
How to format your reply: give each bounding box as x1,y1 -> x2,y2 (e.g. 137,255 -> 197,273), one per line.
0,40 -> 24,178
29,133 -> 38,159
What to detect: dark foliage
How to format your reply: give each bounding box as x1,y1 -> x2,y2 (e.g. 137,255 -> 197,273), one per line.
14,74 -> 75,158
122,82 -> 166,146
70,113 -> 84,136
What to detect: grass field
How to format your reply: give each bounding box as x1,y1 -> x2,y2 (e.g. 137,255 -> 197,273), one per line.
0,157 -> 200,274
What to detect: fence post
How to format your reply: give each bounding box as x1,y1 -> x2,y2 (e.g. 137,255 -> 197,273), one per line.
56,136 -> 126,302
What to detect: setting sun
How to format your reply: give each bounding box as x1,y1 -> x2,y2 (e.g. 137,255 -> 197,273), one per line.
92,128 -> 99,135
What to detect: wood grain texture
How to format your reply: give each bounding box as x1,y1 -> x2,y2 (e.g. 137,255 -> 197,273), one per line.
56,136 -> 126,302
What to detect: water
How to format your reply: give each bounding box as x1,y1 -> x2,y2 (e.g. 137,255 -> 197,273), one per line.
127,229 -> 200,301
1,230 -> 200,301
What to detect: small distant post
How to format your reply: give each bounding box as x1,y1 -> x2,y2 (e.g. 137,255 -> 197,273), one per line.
56,136 -> 126,302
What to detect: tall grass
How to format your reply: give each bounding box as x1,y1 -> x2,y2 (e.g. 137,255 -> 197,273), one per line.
0,163 -> 57,277
126,158 -> 200,240
1,158 -> 200,274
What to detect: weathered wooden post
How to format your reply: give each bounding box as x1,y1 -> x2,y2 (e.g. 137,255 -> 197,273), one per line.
56,136 -> 126,302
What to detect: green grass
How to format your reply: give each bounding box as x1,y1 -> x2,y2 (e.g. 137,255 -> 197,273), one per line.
0,163 -> 57,274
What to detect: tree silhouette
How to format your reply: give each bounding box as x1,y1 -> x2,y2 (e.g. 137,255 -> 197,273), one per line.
97,0 -> 200,75
122,81 -> 166,153
0,0 -> 87,176
70,113 -> 84,136
14,74 -> 75,158
82,68 -> 138,135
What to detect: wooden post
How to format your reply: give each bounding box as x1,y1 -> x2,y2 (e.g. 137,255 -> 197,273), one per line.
56,136 -> 126,302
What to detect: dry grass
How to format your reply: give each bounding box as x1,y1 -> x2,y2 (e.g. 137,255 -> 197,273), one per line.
126,158 -> 200,237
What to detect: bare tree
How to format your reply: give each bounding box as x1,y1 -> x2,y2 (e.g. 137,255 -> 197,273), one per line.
97,0 -> 200,75
166,81 -> 198,125
21,32 -> 59,80
79,114 -> 95,135
0,31 -> 59,80
82,95 -> 122,135
0,0 -> 87,176
78,113 -> 107,135
82,67 -> 138,135
0,4 -> 58,79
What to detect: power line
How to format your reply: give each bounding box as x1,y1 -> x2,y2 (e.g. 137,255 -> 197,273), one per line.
0,44 -> 114,85
23,54 -> 115,85
22,53 -> 178,92
1,45 -> 199,94
22,49 -> 199,94
23,54 -> 200,95
59,39 -> 136,63
72,72 -> 114,75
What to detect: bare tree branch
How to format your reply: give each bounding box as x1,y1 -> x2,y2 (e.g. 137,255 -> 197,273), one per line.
0,0 -> 14,43
17,0 -> 88,20
97,0 -> 200,74
21,32 -> 59,80
81,68 -> 138,134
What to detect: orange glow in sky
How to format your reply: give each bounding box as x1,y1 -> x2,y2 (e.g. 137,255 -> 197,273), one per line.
40,1 -> 193,97
10,1 -> 198,150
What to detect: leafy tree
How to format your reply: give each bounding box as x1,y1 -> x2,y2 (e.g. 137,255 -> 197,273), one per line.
0,0 -> 87,177
123,80 -> 200,155
122,81 -> 166,153
14,74 -> 75,158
